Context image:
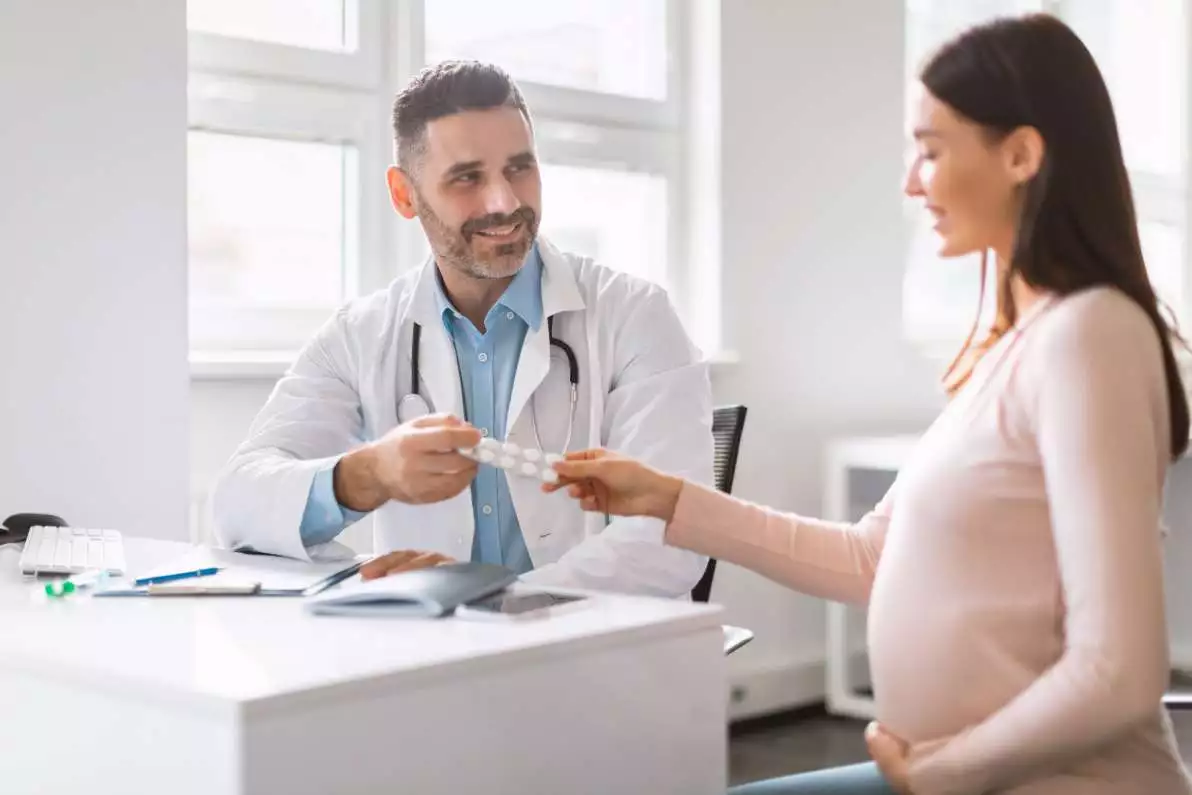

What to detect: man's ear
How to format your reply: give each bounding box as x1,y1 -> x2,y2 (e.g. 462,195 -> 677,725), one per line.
386,166 -> 418,219
1003,125 -> 1045,186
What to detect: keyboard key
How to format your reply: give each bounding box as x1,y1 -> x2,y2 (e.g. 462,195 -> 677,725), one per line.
88,539 -> 104,568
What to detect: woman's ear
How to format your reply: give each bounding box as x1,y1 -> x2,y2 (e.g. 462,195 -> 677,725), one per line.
1003,125 -> 1045,185
386,166 -> 418,219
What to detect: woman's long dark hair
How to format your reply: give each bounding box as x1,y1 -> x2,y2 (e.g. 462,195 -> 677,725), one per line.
922,13 -> 1189,458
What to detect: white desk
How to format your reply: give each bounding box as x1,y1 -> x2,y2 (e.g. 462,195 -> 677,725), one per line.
0,538 -> 726,794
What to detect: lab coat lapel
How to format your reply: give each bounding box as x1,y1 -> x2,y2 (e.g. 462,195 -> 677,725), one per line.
506,239 -> 585,434
407,259 -> 464,419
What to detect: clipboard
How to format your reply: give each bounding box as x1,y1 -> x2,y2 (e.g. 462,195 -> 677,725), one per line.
95,582 -> 262,597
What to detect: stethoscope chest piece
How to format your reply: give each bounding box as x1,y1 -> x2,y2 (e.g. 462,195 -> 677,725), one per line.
397,393 -> 431,424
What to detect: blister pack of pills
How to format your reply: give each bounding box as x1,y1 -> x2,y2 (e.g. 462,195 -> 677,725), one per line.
459,438 -> 563,484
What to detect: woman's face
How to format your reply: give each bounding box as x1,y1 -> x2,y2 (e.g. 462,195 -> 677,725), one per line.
903,85 -> 1027,260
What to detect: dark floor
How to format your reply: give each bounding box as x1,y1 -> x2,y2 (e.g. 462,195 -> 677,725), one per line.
729,677 -> 1192,787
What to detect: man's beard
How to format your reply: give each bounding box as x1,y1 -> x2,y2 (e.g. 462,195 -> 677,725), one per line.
415,191 -> 539,280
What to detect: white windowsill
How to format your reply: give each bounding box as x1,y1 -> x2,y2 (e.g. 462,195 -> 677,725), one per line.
190,348 -> 742,381
190,350 -> 297,380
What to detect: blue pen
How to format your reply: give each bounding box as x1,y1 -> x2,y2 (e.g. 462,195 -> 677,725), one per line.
134,567 -> 221,587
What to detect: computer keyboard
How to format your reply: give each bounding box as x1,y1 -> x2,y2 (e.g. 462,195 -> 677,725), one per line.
18,526 -> 126,576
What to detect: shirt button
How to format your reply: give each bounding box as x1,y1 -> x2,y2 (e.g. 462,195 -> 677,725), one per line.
482,504 -> 493,516
478,352 -> 489,363
506,311 -> 515,321
481,427 -> 490,437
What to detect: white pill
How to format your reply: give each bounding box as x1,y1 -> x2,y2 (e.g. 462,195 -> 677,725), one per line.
479,438 -> 501,452
498,456 -> 516,469
503,442 -> 521,456
521,462 -> 539,477
522,449 -> 541,462
477,448 -> 496,463
540,469 -> 559,484
544,454 -> 563,466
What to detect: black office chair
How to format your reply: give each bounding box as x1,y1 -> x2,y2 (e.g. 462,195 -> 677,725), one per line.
691,405 -> 748,603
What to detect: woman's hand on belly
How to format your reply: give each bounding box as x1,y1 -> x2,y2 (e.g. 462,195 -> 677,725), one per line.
867,722 -> 913,793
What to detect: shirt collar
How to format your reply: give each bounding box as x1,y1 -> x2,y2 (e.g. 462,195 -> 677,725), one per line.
432,243 -> 545,331
497,244 -> 544,331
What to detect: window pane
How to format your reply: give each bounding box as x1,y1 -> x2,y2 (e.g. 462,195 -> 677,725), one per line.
425,0 -> 668,101
902,211 -> 992,342
540,164 -> 668,286
905,0 -> 1043,126
188,131 -> 353,348
187,0 -> 351,52
906,0 -> 1043,64
1141,219 -> 1184,319
1063,0 -> 1185,179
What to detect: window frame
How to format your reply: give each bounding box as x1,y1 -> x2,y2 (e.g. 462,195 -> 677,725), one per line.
187,0 -> 710,372
187,0 -> 385,90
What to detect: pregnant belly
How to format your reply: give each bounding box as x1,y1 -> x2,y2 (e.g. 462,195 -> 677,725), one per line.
866,582 -> 1061,743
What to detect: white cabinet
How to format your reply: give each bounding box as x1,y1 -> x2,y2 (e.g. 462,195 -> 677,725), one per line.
822,435 -> 919,719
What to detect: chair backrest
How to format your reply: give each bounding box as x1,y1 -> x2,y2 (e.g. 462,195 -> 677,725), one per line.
691,405 -> 748,603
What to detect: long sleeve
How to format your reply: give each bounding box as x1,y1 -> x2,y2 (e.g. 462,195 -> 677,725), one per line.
908,291 -> 1173,795
666,480 -> 894,607
211,309 -> 367,560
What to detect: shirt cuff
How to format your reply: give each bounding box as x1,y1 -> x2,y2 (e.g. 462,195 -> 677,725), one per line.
299,461 -> 367,547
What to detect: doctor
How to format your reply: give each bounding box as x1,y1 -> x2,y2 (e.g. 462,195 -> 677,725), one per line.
211,60 -> 714,596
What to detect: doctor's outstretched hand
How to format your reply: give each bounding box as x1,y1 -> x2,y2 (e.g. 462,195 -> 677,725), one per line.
334,413 -> 482,511
544,449 -> 684,522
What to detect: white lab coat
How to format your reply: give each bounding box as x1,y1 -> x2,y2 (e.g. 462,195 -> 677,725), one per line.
211,238 -> 714,597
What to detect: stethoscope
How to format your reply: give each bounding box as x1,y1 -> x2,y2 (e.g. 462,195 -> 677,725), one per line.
397,316 -> 580,453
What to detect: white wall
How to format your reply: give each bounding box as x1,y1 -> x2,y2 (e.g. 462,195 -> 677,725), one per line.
707,0 -> 944,716
186,0 -> 1192,717
0,0 -> 189,539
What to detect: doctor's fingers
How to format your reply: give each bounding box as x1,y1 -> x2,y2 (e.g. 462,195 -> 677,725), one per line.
409,412 -> 465,429
409,425 -> 484,453
360,550 -> 454,580
414,450 -> 479,475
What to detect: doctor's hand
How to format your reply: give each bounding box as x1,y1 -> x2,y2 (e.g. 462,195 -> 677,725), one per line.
542,449 -> 685,522
359,550 -> 455,581
335,414 -> 481,511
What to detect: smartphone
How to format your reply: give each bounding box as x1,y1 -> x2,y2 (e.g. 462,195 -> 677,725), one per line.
455,591 -> 588,621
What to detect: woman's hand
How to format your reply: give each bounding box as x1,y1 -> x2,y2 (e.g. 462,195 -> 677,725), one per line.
866,722 -> 914,794
542,449 -> 685,522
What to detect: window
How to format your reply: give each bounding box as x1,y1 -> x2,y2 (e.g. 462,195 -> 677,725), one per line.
187,0 -> 701,363
902,0 -> 1189,352
188,131 -> 357,351
424,0 -> 669,100
541,163 -> 669,286
187,0 -> 355,52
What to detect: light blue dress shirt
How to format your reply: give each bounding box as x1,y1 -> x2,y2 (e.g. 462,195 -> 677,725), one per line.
298,248 -> 543,575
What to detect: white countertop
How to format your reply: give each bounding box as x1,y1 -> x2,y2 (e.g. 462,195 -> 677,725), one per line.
0,539 -> 721,718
